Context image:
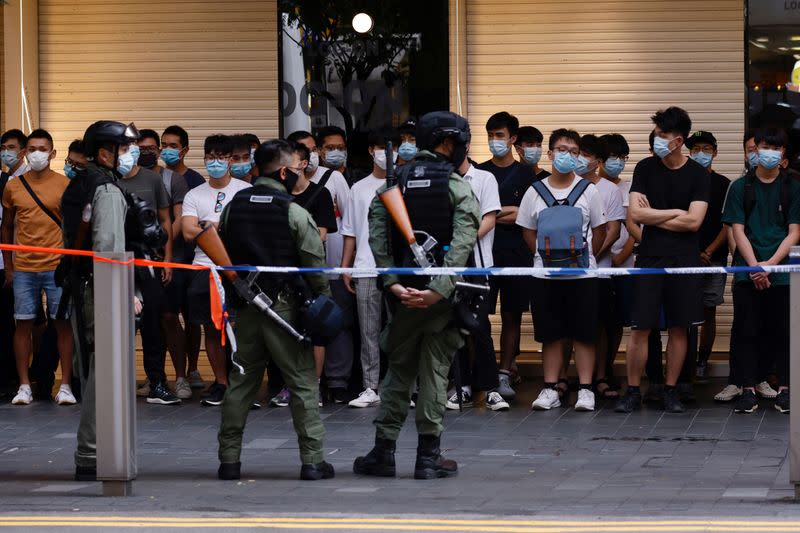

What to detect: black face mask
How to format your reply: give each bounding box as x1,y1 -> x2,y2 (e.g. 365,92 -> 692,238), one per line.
450,143 -> 468,168
269,168 -> 299,193
138,151 -> 158,169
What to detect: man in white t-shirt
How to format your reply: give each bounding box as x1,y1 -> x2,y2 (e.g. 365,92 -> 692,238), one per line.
288,130 -> 354,404
181,135 -> 251,406
340,128 -> 399,408
517,129 -> 607,412
597,133 -> 635,399
576,134 -> 626,400
445,151 -> 509,411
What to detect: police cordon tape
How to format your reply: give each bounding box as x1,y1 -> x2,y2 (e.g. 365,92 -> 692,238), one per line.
2,243 -> 800,277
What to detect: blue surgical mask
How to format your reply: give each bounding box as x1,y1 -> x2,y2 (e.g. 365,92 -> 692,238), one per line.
690,151 -> 713,169
604,157 -> 626,178
574,155 -> 590,176
64,163 -> 77,179
522,146 -> 542,166
206,159 -> 229,179
398,142 -> 418,161
653,136 -> 673,159
116,150 -> 135,176
747,152 -> 759,170
489,140 -> 510,158
552,151 -> 577,174
161,147 -> 181,166
324,149 -> 347,168
128,144 -> 141,166
0,149 -> 19,168
757,148 -> 782,170
231,162 -> 251,179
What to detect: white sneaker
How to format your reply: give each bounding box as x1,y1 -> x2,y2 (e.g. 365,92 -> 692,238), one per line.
136,380 -> 151,397
714,384 -> 743,402
55,385 -> 77,405
348,388 -> 381,408
175,378 -> 192,400
12,385 -> 33,405
755,381 -> 778,399
575,389 -> 595,411
486,391 -> 510,411
532,388 -> 561,410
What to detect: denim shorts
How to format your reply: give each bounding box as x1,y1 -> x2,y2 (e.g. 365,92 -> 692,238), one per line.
12,270 -> 65,320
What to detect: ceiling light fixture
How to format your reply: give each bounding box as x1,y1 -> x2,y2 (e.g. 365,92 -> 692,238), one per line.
352,13 -> 374,34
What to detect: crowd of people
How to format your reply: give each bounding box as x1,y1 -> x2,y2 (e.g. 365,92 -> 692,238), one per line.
0,105 -> 797,423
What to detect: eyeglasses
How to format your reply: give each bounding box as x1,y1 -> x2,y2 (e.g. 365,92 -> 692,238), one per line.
322,145 -> 346,152
690,147 -> 715,155
553,146 -> 580,156
204,154 -> 231,162
65,157 -> 86,171
607,154 -> 629,161
214,191 -> 226,213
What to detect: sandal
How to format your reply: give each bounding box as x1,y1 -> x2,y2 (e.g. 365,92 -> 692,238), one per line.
594,378 -> 620,399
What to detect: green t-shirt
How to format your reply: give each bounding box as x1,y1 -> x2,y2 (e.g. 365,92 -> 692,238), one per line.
721,172 -> 800,286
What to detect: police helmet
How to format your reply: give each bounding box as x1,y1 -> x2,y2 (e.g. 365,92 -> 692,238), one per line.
83,121 -> 140,159
416,111 -> 471,152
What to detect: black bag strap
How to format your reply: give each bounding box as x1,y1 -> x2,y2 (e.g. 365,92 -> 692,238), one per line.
18,175 -> 62,228
301,168 -> 335,209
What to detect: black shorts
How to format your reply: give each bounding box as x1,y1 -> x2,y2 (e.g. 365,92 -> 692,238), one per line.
612,276 -> 633,328
186,270 -> 212,325
597,278 -> 615,327
531,277 -> 598,344
164,268 -> 191,314
489,247 -> 534,314
630,254 -> 703,330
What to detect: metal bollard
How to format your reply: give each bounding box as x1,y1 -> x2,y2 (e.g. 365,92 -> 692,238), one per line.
93,252 -> 137,496
790,246 -> 800,499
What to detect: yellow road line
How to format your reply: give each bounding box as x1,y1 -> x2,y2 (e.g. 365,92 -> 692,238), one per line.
2,517 -> 800,532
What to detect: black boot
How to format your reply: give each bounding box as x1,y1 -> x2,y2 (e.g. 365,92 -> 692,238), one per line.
353,437 -> 396,477
74,465 -> 96,482
414,434 -> 457,480
300,461 -> 335,480
217,461 -> 241,480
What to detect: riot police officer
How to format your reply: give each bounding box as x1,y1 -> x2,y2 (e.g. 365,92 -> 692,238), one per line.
59,121 -> 138,481
207,139 -> 335,481
353,111 -> 480,479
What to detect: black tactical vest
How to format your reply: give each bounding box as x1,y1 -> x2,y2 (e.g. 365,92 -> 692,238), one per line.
391,158 -> 455,289
222,185 -> 299,298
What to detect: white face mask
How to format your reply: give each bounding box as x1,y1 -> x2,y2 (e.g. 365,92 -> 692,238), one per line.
27,151 -> 52,172
373,149 -> 398,170
307,151 -> 320,173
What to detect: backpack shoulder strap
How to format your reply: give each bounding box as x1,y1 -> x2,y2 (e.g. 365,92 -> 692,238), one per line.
780,172 -> 792,226
317,168 -> 335,189
18,174 -> 62,228
531,180 -> 557,207
566,178 -> 591,206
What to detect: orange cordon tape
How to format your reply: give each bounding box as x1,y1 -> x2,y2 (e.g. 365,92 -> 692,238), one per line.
0,243 -> 228,344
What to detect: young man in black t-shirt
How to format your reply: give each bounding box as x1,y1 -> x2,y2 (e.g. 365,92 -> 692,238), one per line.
684,131 -> 730,383
514,126 -> 550,182
477,112 -> 536,401
616,107 -> 710,414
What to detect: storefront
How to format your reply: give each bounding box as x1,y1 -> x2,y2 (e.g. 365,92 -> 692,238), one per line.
1,0 -> 756,370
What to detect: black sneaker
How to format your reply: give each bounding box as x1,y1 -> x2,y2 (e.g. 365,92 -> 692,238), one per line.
330,388 -> 350,404
663,387 -> 685,413
643,383 -> 664,404
201,383 -> 227,406
695,361 -> 708,383
147,382 -> 181,405
677,382 -> 696,403
614,391 -> 642,413
775,389 -> 790,414
734,390 -> 759,414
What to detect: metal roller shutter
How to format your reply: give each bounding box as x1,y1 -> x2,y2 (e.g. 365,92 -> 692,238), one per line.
38,0 -> 280,174
463,0 -> 744,362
